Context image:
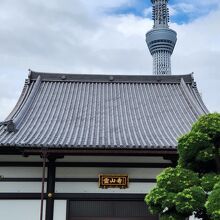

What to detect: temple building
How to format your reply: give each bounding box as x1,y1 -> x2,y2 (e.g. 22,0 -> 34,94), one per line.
0,0 -> 208,220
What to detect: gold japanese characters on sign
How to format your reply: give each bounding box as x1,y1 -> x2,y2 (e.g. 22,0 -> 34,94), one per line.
99,174 -> 129,189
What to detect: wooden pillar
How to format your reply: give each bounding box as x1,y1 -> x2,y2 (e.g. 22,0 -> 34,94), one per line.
46,158 -> 56,220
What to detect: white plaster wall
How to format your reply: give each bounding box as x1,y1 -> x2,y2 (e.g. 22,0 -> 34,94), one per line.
56,156 -> 171,163
0,167 -> 45,178
54,200 -> 67,220
0,200 -> 45,220
0,182 -> 46,193
0,155 -> 42,162
0,166 -> 162,179
56,182 -> 156,194
56,167 -> 163,179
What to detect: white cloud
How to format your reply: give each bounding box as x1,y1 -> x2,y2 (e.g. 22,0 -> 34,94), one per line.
174,3 -> 195,13
0,0 -> 219,121
172,9 -> 220,112
170,0 -> 220,19
143,7 -> 152,17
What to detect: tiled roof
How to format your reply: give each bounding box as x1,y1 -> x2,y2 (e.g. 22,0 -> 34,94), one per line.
0,71 -> 208,150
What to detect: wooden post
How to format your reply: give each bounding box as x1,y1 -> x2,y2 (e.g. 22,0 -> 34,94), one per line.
45,157 -> 56,220
40,151 -> 47,220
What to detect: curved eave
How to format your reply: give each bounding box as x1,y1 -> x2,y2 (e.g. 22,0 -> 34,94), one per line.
191,85 -> 209,114
0,75 -> 41,132
4,79 -> 31,122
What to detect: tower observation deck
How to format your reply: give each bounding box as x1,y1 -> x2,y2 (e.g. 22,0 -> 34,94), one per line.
146,0 -> 177,75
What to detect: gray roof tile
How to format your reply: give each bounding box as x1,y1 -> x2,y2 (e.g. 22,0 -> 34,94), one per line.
0,71 -> 209,150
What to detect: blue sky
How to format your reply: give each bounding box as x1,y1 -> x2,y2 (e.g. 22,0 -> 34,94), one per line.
109,0 -> 220,24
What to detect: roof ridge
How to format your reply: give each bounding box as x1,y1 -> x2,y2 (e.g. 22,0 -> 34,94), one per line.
28,70 -> 194,84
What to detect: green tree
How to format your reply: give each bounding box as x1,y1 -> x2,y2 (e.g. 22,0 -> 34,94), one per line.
206,181 -> 220,220
145,113 -> 220,220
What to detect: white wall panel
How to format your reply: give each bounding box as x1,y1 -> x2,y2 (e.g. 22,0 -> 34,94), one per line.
0,155 -> 42,162
56,167 -> 163,179
0,167 -> 45,178
54,200 -> 67,220
56,182 -> 156,194
56,156 -> 170,163
0,182 -> 46,193
0,200 -> 45,220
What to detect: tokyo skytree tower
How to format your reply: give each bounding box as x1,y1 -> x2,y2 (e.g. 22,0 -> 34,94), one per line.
146,0 -> 177,75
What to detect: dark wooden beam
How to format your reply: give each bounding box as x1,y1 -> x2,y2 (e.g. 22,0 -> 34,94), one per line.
0,161 -> 173,168
0,147 -> 177,157
163,155 -> 178,166
22,149 -> 178,157
0,193 -> 146,200
45,158 -> 56,220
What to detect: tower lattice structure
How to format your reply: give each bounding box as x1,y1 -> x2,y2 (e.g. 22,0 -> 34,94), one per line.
146,0 -> 177,75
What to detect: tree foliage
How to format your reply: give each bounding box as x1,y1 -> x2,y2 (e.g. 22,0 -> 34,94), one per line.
145,113 -> 220,220
145,167 -> 204,219
206,181 -> 220,220
178,113 -> 220,173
